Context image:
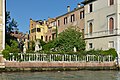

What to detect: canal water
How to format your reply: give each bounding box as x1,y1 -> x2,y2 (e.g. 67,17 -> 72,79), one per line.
0,71 -> 120,80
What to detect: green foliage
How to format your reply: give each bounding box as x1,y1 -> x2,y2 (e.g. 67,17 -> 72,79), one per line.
43,28 -> 86,52
2,49 -> 10,60
101,48 -> 117,59
43,40 -> 55,51
5,11 -> 19,48
6,11 -> 18,33
85,49 -> 102,55
2,40 -> 20,58
39,39 -> 46,46
28,41 -> 35,51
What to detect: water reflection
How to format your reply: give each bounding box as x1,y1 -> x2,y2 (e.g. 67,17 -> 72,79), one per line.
0,71 -> 120,80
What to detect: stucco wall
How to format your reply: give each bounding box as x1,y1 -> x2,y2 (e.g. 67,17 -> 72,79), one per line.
84,0 -> 120,51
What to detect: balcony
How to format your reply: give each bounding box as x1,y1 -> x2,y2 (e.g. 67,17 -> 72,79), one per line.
85,29 -> 120,39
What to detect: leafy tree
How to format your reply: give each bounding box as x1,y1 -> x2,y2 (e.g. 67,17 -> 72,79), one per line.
2,39 -> 20,59
6,11 -> 18,33
43,27 -> 86,52
5,11 -> 19,46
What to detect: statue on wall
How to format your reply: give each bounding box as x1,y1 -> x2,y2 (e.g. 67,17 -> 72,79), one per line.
23,42 -> 26,53
35,40 -> 40,52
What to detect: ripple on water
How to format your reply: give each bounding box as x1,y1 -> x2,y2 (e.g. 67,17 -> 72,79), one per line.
0,71 -> 119,80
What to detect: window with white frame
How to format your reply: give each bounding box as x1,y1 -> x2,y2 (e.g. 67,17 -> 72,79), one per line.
71,14 -> 75,22
64,17 -> 67,25
109,0 -> 114,5
89,43 -> 93,49
108,41 -> 114,48
109,17 -> 114,34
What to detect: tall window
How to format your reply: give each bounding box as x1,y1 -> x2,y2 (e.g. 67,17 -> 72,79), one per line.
64,17 -> 67,25
82,29 -> 84,38
110,0 -> 114,5
109,18 -> 114,34
49,36 -> 51,41
89,23 -> 93,34
37,28 -> 41,32
45,36 -> 47,41
71,14 -> 75,22
80,11 -> 84,19
58,20 -> 60,26
41,36 -> 43,40
89,4 -> 93,13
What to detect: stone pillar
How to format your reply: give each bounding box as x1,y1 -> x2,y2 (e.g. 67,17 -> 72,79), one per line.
76,55 -> 77,61
108,55 -> 110,62
28,54 -> 30,61
50,54 -> 51,62
62,55 -> 64,61
98,56 -> 99,62
0,55 -> 4,63
12,55 -> 14,61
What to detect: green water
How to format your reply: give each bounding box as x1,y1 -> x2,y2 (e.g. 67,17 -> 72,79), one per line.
0,71 -> 120,80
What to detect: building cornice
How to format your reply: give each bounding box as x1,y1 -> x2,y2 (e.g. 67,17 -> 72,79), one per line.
81,0 -> 97,5
56,6 -> 84,19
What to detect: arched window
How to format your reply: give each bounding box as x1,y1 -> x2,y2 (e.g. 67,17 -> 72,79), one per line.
109,17 -> 114,34
110,0 -> 114,5
89,23 -> 93,34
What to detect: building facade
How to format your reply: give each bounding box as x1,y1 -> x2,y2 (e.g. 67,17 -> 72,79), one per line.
0,0 -> 5,52
29,18 -> 56,42
56,4 -> 85,35
82,0 -> 120,55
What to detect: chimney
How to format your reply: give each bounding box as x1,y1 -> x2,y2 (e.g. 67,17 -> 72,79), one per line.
44,19 -> 46,24
77,3 -> 81,8
67,6 -> 70,12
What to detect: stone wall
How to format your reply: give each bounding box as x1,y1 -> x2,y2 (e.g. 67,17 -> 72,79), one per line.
5,61 -> 115,69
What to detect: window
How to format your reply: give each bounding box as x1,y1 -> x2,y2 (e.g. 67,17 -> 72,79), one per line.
31,28 -> 36,33
89,43 -> 93,48
80,11 -> 84,19
58,20 -> 60,26
41,36 -> 43,40
82,29 -> 84,38
109,18 -> 114,34
31,24 -> 33,28
49,36 -> 51,41
89,4 -> 93,13
35,35 -> 36,40
52,33 -> 55,40
71,14 -> 75,22
37,28 -> 41,32
110,0 -> 114,5
64,17 -> 68,25
45,36 -> 47,41
109,41 -> 114,48
89,23 -> 93,34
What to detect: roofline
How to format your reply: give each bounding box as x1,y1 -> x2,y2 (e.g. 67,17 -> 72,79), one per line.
81,0 -> 97,5
56,6 -> 84,19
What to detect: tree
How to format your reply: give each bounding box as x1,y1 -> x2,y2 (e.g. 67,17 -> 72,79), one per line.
43,27 -> 86,52
6,11 -> 18,33
5,11 -> 19,46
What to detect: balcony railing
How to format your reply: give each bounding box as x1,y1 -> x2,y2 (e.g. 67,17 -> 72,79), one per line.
85,29 -> 120,39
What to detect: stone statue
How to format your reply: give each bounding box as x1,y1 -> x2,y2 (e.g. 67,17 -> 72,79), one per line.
74,47 -> 77,52
35,40 -> 40,52
23,42 -> 26,53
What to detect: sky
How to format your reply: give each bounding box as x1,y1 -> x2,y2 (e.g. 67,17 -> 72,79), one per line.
6,0 -> 83,33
